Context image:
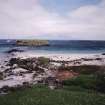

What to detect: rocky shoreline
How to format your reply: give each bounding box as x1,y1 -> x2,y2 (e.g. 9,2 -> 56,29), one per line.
0,49 -> 105,94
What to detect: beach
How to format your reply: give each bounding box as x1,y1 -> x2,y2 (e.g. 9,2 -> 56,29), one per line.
0,51 -> 105,90
15,51 -> 105,65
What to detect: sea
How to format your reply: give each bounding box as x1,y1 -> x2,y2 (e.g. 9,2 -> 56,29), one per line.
0,39 -> 105,54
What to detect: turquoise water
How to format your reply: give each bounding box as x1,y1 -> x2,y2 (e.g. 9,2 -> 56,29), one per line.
0,40 -> 105,54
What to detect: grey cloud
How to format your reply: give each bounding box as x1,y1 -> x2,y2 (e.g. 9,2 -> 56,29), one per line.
0,0 -> 105,40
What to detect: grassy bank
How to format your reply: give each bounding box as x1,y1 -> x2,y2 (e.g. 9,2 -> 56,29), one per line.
0,85 -> 105,105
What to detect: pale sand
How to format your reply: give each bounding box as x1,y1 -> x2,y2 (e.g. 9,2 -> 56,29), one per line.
15,52 -> 105,61
14,52 -> 105,66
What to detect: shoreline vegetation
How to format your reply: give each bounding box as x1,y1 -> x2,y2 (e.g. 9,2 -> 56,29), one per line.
16,40 -> 49,46
0,48 -> 105,105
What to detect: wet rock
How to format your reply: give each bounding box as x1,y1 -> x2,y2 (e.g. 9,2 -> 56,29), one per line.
5,49 -> 24,54
23,82 -> 32,88
45,77 -> 63,90
0,85 -> 10,93
1,66 -> 4,69
102,53 -> 105,55
0,72 -> 4,80
95,58 -> 102,60
0,91 -> 8,95
9,58 -> 19,66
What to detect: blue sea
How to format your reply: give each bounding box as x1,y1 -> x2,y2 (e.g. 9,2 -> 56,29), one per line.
0,40 -> 105,54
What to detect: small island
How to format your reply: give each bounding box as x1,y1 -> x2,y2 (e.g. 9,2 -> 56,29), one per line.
16,40 -> 49,46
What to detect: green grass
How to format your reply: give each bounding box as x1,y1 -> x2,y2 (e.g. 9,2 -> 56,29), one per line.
0,85 -> 105,105
63,75 -> 97,90
58,65 -> 103,74
63,74 -> 105,93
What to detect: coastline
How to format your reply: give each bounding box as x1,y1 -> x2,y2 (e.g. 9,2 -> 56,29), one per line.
15,51 -> 105,61
0,51 -> 105,91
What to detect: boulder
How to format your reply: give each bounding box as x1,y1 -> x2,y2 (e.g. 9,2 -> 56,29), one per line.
6,49 -> 24,54
102,53 -> 105,55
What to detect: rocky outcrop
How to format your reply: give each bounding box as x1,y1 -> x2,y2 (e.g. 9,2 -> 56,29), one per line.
102,53 -> 105,55
16,40 -> 49,46
5,49 -> 24,54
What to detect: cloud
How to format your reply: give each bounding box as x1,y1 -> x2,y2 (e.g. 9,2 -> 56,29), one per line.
0,0 -> 105,40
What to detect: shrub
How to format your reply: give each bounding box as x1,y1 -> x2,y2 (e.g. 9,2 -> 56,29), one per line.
63,75 -> 97,90
37,57 -> 50,66
58,65 -> 102,74
63,72 -> 105,93
95,71 -> 105,93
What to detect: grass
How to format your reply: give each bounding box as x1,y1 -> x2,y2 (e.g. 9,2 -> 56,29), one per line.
63,75 -> 97,90
0,65 -> 105,105
58,65 -> 103,74
63,73 -> 105,92
0,85 -> 105,105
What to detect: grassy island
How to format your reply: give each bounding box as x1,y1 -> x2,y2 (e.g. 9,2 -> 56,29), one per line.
16,40 -> 49,46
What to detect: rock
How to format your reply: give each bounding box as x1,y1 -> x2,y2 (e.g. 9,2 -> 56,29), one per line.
9,58 -> 19,66
1,66 -> 4,69
9,85 -> 23,92
45,77 -> 63,89
49,85 -> 56,90
0,91 -> 8,95
95,58 -> 102,60
0,85 -> 10,93
0,72 -> 4,80
22,82 -> 32,88
5,49 -> 24,54
12,68 -> 28,74
12,64 -> 18,68
102,53 -> 105,55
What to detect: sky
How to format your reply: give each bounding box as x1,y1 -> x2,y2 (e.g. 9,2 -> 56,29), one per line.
0,0 -> 105,40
